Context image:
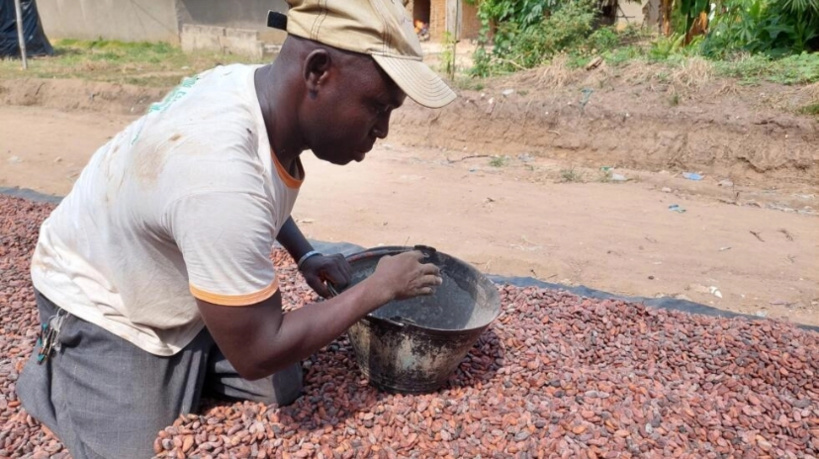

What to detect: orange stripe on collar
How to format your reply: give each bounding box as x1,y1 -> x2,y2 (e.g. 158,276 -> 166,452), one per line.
271,150 -> 304,189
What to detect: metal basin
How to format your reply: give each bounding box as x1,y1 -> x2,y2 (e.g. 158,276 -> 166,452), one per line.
339,246 -> 501,393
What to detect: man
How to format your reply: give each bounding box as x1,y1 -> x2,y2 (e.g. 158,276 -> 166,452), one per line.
17,0 -> 457,457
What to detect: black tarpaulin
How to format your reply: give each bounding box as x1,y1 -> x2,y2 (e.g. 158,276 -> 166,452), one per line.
1,0 -> 52,58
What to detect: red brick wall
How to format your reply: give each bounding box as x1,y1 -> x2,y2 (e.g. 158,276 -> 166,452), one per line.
429,0 -> 447,42
461,1 -> 481,41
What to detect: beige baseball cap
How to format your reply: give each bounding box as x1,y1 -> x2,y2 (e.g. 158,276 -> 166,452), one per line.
267,0 -> 456,108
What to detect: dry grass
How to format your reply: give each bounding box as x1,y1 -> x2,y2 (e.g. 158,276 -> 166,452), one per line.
488,55 -> 586,92
716,82 -> 741,97
669,57 -> 712,88
789,82 -> 819,115
806,82 -> 819,103
536,55 -> 583,88
618,60 -> 661,86
611,57 -> 713,98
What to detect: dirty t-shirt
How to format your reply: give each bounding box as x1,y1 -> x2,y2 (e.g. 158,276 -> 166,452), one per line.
30,64 -> 303,356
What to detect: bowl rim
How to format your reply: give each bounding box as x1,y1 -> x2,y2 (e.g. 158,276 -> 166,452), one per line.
337,245 -> 502,333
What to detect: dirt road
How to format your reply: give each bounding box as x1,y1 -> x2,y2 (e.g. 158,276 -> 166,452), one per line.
2,105 -> 817,326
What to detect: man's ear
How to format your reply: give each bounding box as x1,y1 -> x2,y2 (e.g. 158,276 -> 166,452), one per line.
303,49 -> 332,99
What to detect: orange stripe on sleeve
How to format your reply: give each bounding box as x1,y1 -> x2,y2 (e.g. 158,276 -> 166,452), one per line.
189,278 -> 279,306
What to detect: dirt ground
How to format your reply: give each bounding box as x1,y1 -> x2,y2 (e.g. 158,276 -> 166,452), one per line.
1,71 -> 817,326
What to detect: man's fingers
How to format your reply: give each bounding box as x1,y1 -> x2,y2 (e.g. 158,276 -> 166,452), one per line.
418,274 -> 443,287
420,263 -> 441,276
333,254 -> 353,280
417,287 -> 434,296
322,262 -> 350,289
306,274 -> 331,299
404,250 -> 426,261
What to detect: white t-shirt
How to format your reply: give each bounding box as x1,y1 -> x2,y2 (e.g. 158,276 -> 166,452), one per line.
31,64 -> 303,356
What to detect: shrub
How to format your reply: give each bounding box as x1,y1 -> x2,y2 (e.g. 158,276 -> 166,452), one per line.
701,0 -> 819,57
470,0 -> 600,75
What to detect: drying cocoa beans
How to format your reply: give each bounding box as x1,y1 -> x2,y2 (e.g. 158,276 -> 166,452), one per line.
1,195 -> 817,458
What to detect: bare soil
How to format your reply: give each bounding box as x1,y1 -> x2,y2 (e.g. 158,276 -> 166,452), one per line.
1,72 -> 817,326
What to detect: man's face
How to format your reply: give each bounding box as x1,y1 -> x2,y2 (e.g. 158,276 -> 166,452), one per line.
301,55 -> 406,165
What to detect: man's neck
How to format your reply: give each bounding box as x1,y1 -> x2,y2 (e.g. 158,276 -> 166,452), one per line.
254,64 -> 303,172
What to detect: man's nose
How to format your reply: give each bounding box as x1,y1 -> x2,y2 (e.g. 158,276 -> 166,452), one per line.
372,113 -> 391,139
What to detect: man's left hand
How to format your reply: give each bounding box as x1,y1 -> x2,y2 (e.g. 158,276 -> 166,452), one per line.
299,253 -> 353,298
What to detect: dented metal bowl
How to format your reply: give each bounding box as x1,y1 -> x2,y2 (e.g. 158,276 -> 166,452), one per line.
340,246 -> 501,393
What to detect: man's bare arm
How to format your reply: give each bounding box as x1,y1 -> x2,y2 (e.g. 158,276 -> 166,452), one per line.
276,217 -> 312,262
197,251 -> 441,380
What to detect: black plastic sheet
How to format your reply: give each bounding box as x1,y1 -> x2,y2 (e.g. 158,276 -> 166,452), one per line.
309,240 -> 819,333
3,186 -> 816,333
1,0 -> 53,58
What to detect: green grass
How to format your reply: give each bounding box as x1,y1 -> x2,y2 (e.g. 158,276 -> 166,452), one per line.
712,53 -> 819,85
670,92 -> 681,106
453,76 -> 485,91
5,35 -> 816,104
799,103 -> 819,116
553,27 -> 648,70
559,167 -> 584,183
602,45 -> 643,67
489,156 -> 509,167
566,54 -> 592,69
0,38 -> 268,87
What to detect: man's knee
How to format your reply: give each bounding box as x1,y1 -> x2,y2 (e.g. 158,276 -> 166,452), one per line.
210,361 -> 303,406
242,362 -> 303,406
268,362 -> 304,406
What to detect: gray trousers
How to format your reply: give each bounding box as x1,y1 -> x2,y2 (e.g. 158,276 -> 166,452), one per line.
18,290 -> 303,459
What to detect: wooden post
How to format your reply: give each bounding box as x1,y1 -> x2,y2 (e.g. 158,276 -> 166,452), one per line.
14,0 -> 28,69
449,0 -> 459,81
661,0 -> 673,37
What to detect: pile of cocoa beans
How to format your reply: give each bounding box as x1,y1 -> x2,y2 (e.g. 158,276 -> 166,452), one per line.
1,195 -> 817,458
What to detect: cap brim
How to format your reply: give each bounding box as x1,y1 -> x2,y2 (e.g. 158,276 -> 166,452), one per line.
372,54 -> 457,109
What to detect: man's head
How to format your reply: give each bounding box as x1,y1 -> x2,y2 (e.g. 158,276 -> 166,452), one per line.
268,0 -> 456,109
277,36 -> 406,165
264,0 -> 455,165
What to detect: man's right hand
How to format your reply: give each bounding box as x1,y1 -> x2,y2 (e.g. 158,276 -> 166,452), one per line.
369,250 -> 443,302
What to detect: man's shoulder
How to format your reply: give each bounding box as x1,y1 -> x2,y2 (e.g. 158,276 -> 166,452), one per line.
147,64 -> 259,118
131,65 -> 267,199
197,64 -> 262,93
143,64 -> 262,148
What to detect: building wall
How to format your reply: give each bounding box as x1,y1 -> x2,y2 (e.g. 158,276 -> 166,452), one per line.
428,0 -> 481,42
429,0 -> 447,42
38,0 -> 180,43
36,0 -> 289,44
176,0 -> 288,42
37,0 -> 484,46
619,0 -> 650,28
461,1 -> 481,41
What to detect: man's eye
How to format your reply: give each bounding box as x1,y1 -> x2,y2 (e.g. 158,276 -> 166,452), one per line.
372,103 -> 389,115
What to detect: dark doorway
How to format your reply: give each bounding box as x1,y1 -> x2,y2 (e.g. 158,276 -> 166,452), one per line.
413,0 -> 430,41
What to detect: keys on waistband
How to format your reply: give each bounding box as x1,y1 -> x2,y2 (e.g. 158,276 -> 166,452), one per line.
36,309 -> 67,364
